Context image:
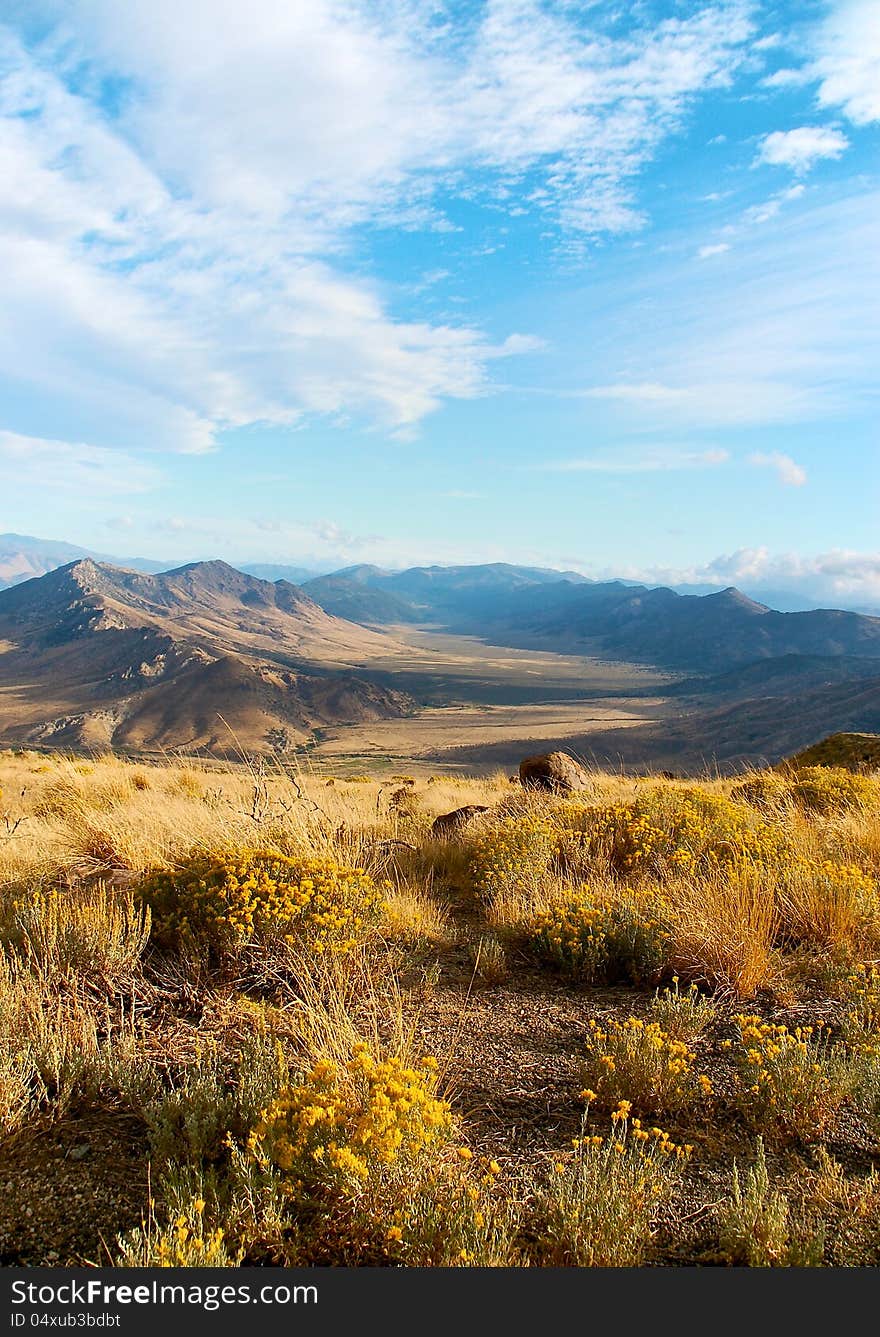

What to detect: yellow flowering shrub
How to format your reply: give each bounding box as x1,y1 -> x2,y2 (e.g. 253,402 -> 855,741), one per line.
252,1046 -> 452,1191
650,978 -> 718,1042
731,771 -> 796,813
735,766 -> 875,815
138,849 -> 384,955
116,1197 -> 240,1267
788,767 -> 876,815
839,967 -> 880,1137
531,1104 -> 690,1266
470,816 -> 555,901
728,1014 -> 852,1145
529,886 -> 670,984
842,964 -> 880,1039
583,1016 -> 712,1116
557,789 -> 789,880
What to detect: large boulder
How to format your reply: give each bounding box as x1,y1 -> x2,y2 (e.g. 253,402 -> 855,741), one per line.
430,805 -> 490,838
519,751 -> 590,794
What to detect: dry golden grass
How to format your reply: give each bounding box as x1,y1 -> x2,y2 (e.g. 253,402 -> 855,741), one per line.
4,748 -> 880,1267
666,868 -> 781,997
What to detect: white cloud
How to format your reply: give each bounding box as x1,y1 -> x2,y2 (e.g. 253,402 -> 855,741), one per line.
628,548 -> 880,612
0,430 -> 160,493
755,125 -> 849,174
698,242 -> 730,259
814,0 -> 880,125
748,451 -> 807,486
0,3 -> 757,455
761,67 -> 812,89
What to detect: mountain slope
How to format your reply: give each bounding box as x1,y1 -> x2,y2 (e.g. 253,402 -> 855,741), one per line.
0,560 -> 412,753
489,583 -> 880,672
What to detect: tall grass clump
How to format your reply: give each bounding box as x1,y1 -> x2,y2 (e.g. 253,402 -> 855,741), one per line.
666,866 -> 780,997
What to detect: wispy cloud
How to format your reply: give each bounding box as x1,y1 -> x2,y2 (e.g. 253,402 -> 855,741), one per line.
748,451 -> 808,486
564,188 -> 880,430
0,430 -> 160,493
0,2 -> 758,459
579,383 -> 693,404
697,242 -> 730,259
814,0 -> 880,126
534,448 -> 729,474
742,183 -> 805,225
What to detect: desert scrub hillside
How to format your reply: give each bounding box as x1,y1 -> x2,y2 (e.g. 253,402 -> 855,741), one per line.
4,748 -> 880,1266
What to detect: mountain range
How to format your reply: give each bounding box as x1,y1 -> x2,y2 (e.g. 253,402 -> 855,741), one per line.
0,560 -> 411,752
303,564 -> 880,674
2,541 -> 880,766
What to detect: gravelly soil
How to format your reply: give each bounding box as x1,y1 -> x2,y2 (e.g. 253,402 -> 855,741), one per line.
0,1111 -> 151,1266
3,934 -> 879,1266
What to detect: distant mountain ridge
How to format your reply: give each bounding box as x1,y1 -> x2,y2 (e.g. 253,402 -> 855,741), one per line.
0,559 -> 411,753
301,563 -> 880,674
0,532 -> 168,588
0,534 -> 323,591
487,581 -> 880,672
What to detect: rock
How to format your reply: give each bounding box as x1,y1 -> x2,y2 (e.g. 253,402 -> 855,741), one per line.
430,805 -> 490,838
518,751 -> 589,794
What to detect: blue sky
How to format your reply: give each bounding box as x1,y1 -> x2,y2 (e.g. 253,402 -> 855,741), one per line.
0,0 -> 878,606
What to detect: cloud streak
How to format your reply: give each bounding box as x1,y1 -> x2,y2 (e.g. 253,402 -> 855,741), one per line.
534,448 -> 729,474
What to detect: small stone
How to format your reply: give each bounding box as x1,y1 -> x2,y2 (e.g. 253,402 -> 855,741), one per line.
69,1144 -> 91,1161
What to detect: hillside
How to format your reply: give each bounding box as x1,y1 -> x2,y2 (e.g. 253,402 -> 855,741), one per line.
0,560 -> 412,752
488,583 -> 880,672
668,653 -> 880,700
302,567 -> 880,677
784,732 -> 880,772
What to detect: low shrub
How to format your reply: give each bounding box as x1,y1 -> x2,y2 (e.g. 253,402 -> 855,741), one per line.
556,788 -> 790,881
470,817 -> 555,904
138,849 -> 384,956
529,886 -> 670,985
650,978 -> 718,1042
529,1107 -> 689,1266
775,860 -> 880,951
252,1046 -> 453,1192
727,1014 -> 853,1145
734,767 -> 875,816
582,1017 -> 712,1116
716,1138 -> 823,1266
